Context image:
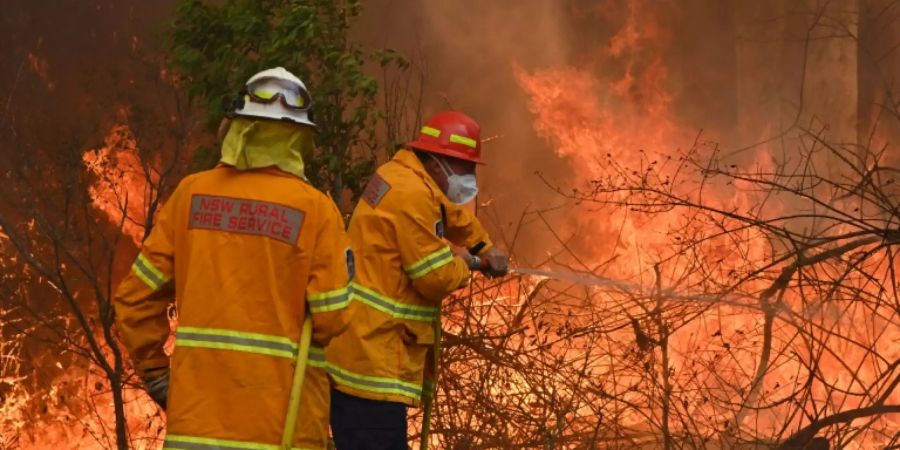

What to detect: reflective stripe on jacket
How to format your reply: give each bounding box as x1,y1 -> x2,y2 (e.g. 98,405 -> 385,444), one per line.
114,166 -> 350,449
325,149 -> 492,406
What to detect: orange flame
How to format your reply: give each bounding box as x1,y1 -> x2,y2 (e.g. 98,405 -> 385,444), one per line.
513,0 -> 899,447
0,124 -> 166,449
82,123 -> 158,246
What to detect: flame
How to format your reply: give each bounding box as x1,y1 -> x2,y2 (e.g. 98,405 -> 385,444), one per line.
1,320 -> 165,449
1,123 -> 166,449
514,0 -> 690,273
511,0 -> 899,447
82,123 -> 159,246
5,2 -> 897,448
7,359 -> 165,450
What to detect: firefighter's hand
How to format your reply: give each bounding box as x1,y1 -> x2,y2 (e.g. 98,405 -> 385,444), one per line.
483,248 -> 509,278
142,369 -> 169,411
453,247 -> 479,270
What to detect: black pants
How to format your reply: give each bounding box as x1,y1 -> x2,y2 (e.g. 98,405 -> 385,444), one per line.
330,388 -> 408,450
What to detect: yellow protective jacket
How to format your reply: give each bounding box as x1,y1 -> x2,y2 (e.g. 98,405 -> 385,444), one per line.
325,149 -> 492,406
114,166 -> 351,450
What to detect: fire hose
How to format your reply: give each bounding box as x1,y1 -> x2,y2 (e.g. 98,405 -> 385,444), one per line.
281,315 -> 313,450
420,251 -> 641,449
420,242 -> 768,449
419,252 -> 765,448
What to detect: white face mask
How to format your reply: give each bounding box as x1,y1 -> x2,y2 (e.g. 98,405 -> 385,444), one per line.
430,154 -> 478,204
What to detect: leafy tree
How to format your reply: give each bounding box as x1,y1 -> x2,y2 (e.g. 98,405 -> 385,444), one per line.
170,0 -> 407,209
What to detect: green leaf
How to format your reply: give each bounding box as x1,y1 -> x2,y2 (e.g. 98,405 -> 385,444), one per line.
169,0 -> 403,209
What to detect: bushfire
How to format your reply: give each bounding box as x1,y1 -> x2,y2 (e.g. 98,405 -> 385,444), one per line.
508,0 -> 900,448
2,1 -> 899,449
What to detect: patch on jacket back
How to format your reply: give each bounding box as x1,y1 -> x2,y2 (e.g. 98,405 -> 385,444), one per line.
361,174 -> 391,208
189,194 -> 305,245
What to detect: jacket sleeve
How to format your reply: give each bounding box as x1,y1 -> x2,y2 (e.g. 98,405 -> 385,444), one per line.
305,200 -> 351,346
396,195 -> 470,303
441,201 -> 493,255
113,188 -> 179,378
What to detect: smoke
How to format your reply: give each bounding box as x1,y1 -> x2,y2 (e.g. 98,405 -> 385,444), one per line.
2,1 -> 894,256
5,0 -> 874,263
355,0 -> 895,264
356,0 -> 717,263
1,3 -> 179,448
354,1 -> 581,263
3,1 -> 900,447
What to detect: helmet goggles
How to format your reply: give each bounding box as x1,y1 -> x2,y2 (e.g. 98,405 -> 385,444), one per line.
242,77 -> 312,111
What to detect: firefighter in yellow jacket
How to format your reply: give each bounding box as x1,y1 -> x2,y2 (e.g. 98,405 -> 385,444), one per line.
326,111 -> 509,449
113,67 -> 351,450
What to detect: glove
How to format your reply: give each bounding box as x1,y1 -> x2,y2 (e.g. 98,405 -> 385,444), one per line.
453,247 -> 479,270
143,369 -> 169,411
482,248 -> 509,278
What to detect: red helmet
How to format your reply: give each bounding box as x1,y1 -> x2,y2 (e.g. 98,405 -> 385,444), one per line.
407,111 -> 484,164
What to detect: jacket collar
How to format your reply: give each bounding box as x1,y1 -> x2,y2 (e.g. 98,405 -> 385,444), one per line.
392,149 -> 446,199
392,148 -> 426,173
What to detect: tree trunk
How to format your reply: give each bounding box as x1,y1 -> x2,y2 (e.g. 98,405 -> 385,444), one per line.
109,372 -> 129,450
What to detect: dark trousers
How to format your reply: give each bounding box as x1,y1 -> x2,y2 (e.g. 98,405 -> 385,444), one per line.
330,388 -> 408,450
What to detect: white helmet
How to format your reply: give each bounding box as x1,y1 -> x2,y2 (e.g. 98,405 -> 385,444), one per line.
233,67 -> 315,127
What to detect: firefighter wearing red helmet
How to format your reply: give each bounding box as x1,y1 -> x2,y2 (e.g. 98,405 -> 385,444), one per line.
410,110 -> 485,163
326,111 -> 509,449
